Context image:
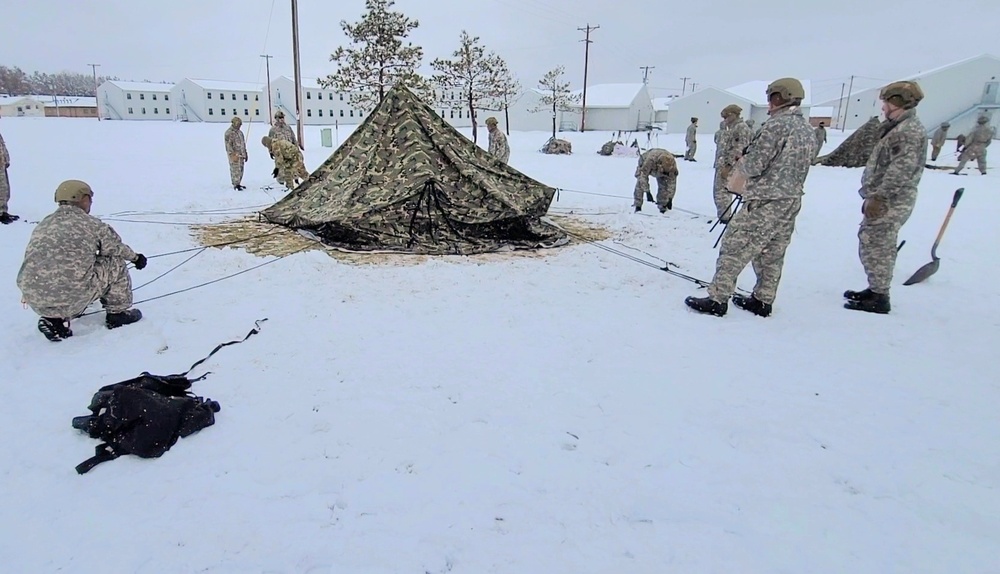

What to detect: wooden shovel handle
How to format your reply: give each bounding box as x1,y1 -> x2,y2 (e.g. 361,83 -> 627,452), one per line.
930,188 -> 964,256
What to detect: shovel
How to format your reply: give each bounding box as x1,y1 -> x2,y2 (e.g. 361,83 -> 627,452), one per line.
902,188 -> 964,285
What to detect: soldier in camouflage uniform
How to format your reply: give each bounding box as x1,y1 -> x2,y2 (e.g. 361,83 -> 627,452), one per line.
746,119 -> 756,132
0,128 -> 18,224
684,117 -> 698,161
263,136 -> 308,189
485,116 -> 510,164
930,121 -> 949,161
714,104 -> 753,222
633,148 -> 678,213
268,110 -> 298,146
713,120 -> 726,146
814,122 -> 827,158
686,78 -> 816,318
952,115 -> 995,175
225,116 -> 248,190
16,180 -> 147,341
844,82 -> 926,314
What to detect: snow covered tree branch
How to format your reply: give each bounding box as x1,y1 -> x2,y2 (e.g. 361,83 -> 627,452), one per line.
430,31 -> 509,143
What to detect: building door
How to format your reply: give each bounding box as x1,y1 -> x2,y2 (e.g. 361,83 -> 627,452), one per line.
982,81 -> 1000,104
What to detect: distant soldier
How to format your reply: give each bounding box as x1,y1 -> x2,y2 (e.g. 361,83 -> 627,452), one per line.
485,116 -> 510,164
930,121 -> 949,161
224,116 -> 248,190
684,117 -> 698,161
685,78 -> 815,318
814,122 -> 827,158
746,119 -> 756,131
633,148 -> 678,213
845,81 -> 926,314
268,110 -> 298,146
262,136 -> 308,189
713,120 -> 725,146
952,115 -> 995,175
0,128 -> 18,224
16,180 -> 147,341
714,104 -> 753,222
955,134 -> 966,154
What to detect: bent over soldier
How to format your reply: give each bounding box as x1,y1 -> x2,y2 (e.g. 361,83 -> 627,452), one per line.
686,78 -> 816,318
225,116 -> 248,190
263,136 -> 308,189
952,115 -> 995,175
17,180 -> 147,341
845,81 -> 926,314
633,148 -> 678,213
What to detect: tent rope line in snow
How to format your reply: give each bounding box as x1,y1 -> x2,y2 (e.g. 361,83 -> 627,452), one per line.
553,187 -> 710,219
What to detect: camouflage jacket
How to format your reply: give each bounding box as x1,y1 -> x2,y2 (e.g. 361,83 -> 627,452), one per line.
488,128 -> 510,162
0,131 -> 8,166
860,109 -> 926,205
17,205 -> 137,317
686,124 -> 697,145
269,121 -> 297,146
224,126 -> 247,160
964,123 -> 996,148
635,149 -> 678,179
931,126 -> 948,147
716,118 -> 752,169
735,106 -> 816,200
271,139 -> 303,165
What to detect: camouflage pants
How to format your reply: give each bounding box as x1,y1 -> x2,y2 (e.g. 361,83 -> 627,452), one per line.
0,167 -> 9,213
685,141 -> 697,160
276,157 -> 308,189
930,144 -> 942,161
858,203 -> 914,294
707,198 -> 802,305
955,145 -> 988,174
27,257 -> 133,319
713,166 -> 736,220
633,174 -> 677,210
229,159 -> 245,186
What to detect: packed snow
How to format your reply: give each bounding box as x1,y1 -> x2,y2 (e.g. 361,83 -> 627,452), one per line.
1,116 -> 997,573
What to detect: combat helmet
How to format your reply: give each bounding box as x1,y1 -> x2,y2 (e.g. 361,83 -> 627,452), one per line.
54,180 -> 94,203
721,104 -> 742,118
485,116 -> 498,126
879,81 -> 924,109
766,78 -> 805,102
977,115 -> 990,124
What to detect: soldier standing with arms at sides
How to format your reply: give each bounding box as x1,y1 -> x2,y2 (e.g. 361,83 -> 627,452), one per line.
225,116 -> 248,190
0,126 -> 18,224
714,104 -> 752,223
930,121 -> 949,161
485,117 -> 509,164
684,117 -> 698,161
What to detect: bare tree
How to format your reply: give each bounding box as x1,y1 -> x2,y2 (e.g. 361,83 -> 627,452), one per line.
481,61 -> 521,136
320,0 -> 432,113
430,31 -> 509,143
531,66 -> 579,140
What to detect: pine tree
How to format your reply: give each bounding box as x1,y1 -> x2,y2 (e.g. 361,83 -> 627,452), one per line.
479,60 -> 520,136
532,66 -> 579,140
430,31 -> 509,143
320,0 -> 431,113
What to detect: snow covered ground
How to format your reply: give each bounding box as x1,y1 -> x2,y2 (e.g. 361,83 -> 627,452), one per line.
1,116 -> 997,573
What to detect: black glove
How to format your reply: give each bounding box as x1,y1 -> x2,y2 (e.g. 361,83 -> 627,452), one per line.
272,167 -> 279,178
133,254 -> 147,270
269,153 -> 275,160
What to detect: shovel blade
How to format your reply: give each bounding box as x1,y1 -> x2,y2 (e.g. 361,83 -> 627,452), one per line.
902,259 -> 940,285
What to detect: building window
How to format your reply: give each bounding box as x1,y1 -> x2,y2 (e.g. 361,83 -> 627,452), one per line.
231,93 -> 236,101
140,94 -> 145,100
255,94 -> 259,101
327,93 -> 333,100
127,93 -> 132,100
350,110 -> 354,117
243,94 -> 248,101
154,108 -> 159,114
255,109 -> 260,116
329,109 -> 333,117
307,109 -> 312,117
318,109 -> 323,117
450,110 -> 454,118
164,94 -> 169,101
339,110 -> 344,117
152,94 -> 157,100
142,107 -> 146,114
207,92 -> 212,99
128,107 -> 133,114
221,108 -> 226,115
208,108 -> 214,115
306,91 -> 311,99
166,108 -> 170,114
339,93 -> 344,101
244,108 -> 249,115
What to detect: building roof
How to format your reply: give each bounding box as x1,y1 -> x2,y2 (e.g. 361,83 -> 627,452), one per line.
105,80 -> 173,92
272,76 -> 330,90
185,78 -> 264,92
903,52 -> 1000,79
726,80 -> 813,106
0,95 -> 43,105
810,106 -> 834,117
569,83 -> 645,108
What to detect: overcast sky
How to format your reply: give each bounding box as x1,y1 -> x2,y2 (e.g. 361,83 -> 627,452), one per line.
4,0 -> 999,103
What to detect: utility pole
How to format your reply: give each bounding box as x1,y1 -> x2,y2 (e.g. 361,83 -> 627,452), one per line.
578,23 -> 599,132
640,66 -> 655,84
690,82 -> 699,93
291,0 -> 305,149
836,82 -> 846,130
88,63 -> 101,121
842,75 -> 855,132
260,54 -> 274,125
680,76 -> 691,96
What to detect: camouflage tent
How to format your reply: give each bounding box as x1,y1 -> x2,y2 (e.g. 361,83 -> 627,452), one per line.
816,116 -> 883,168
261,84 -> 567,255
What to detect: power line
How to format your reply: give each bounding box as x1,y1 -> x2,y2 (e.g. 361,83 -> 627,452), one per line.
577,23 -> 599,132
640,66 -> 655,84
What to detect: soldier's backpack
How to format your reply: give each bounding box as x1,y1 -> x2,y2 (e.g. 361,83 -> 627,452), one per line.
72,319 -> 266,474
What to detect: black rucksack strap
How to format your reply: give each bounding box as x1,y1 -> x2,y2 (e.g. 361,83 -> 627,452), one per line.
76,444 -> 119,475
179,319 -> 268,379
